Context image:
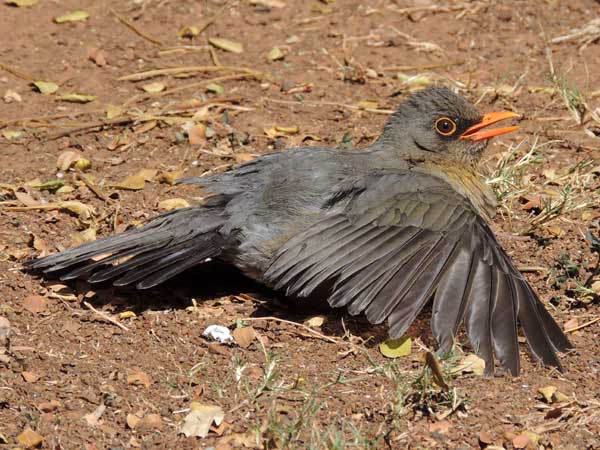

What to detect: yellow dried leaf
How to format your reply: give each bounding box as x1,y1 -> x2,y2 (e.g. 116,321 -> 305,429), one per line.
2,130 -> 23,140
379,336 -> 411,358
17,428 -> 44,448
264,125 -> 299,138
126,413 -> 141,429
6,0 -> 38,7
249,0 -> 285,7
58,201 -> 95,220
538,385 -> 557,403
157,170 -> 184,185
180,402 -> 224,438
357,100 -> 379,109
304,315 -> 326,327
32,81 -> 59,94
55,93 -> 96,103
208,37 -> 243,53
54,10 -> 90,23
546,226 -> 565,238
74,158 -> 92,171
142,82 -> 166,93
452,353 -> 486,376
119,311 -> 137,319
106,104 -> 123,119
127,369 -> 151,388
178,26 -> 199,38
522,431 -> 541,446
158,198 -> 190,211
134,120 -> 157,134
71,228 -> 96,245
206,83 -> 224,94
397,73 -> 431,86
137,168 -> 157,181
112,174 -> 145,190
267,47 -> 285,61
111,167 -> 157,190
57,150 -> 82,170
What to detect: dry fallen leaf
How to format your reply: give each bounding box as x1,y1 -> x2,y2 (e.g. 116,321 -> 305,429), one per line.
429,420 -> 451,434
304,315 -> 327,328
59,201 -> 95,220
32,81 -> 59,95
126,413 -> 140,429
56,93 -> 97,103
249,0 -> 285,7
206,83 -> 224,94
264,125 -> 300,138
451,353 -> 485,377
106,104 -> 123,119
179,25 -> 200,38
21,371 -> 41,383
538,385 -> 558,403
88,48 -> 107,66
22,295 -> 48,314
112,169 -> 158,191
127,368 -> 151,389
111,175 -> 145,190
379,336 -> 412,358
15,191 -> 39,207
180,402 -> 224,438
54,10 -> 90,23
17,428 -> 44,449
83,403 -> 106,427
37,400 -> 61,413
57,150 -> 82,171
232,326 -> 257,348
142,82 -> 166,93
208,37 -> 243,53
138,413 -> 163,431
158,198 -> 190,211
2,130 -> 23,140
157,170 -> 184,185
3,89 -> 22,102
6,0 -> 39,6
71,227 -> 97,245
0,316 -> 11,339
119,311 -> 137,319
188,123 -> 207,145
267,47 -> 285,61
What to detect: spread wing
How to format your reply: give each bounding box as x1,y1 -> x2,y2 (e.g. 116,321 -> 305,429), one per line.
264,171 -> 571,376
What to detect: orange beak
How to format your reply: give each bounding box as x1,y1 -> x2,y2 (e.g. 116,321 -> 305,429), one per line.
460,111 -> 520,142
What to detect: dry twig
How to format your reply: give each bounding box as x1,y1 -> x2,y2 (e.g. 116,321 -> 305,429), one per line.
83,301 -> 129,331
110,9 -> 163,46
240,316 -> 340,344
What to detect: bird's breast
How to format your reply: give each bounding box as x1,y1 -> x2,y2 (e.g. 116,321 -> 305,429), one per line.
416,160 -> 497,221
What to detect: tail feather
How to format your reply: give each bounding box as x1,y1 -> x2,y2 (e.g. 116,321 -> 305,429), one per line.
25,207 -> 225,288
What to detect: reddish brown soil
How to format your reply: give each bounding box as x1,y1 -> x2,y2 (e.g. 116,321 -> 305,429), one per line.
1,1 -> 600,449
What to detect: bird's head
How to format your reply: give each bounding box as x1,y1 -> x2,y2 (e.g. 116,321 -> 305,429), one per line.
375,87 -> 519,166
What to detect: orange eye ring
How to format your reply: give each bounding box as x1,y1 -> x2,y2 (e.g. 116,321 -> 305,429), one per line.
435,117 -> 457,136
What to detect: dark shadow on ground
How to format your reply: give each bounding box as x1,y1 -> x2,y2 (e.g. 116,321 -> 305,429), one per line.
33,261 -> 439,349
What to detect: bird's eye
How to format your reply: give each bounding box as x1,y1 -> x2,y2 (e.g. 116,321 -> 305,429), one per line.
434,117 -> 457,136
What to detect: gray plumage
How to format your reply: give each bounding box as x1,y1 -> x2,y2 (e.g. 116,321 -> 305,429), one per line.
25,87 -> 572,376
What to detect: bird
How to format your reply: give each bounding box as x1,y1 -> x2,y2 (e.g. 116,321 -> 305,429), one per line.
25,86 -> 572,376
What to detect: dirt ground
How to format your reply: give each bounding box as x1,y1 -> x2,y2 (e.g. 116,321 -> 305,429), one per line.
1,0 -> 600,448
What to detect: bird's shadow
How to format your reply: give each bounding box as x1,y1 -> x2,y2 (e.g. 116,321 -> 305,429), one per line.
51,262 -> 398,348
